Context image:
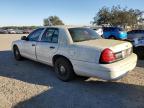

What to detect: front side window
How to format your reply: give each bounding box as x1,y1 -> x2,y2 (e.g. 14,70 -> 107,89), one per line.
41,28 -> 59,43
69,28 -> 100,42
27,28 -> 44,41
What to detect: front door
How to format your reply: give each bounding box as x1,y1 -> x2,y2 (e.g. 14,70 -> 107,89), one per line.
22,28 -> 44,60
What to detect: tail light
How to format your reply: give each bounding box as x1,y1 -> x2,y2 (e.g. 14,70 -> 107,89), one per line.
100,48 -> 116,64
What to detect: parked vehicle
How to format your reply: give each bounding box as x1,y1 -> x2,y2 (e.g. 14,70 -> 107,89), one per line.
91,27 -> 103,36
103,27 -> 127,40
12,26 -> 137,81
23,29 -> 32,34
95,28 -> 103,36
8,29 -> 16,34
15,29 -> 23,34
127,30 -> 144,59
0,29 -> 8,34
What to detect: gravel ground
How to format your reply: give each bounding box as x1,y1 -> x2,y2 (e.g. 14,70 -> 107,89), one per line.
0,34 -> 144,108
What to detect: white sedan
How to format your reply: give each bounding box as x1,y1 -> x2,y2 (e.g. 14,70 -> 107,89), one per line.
12,26 -> 137,81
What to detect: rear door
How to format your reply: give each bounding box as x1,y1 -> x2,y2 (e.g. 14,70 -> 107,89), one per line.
36,28 -> 59,65
22,28 -> 44,60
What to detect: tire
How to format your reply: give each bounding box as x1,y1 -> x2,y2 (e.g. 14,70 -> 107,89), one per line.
13,46 -> 22,61
134,46 -> 144,59
109,36 -> 116,39
54,57 -> 75,81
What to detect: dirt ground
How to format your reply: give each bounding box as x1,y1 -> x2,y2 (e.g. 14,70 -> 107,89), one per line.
0,34 -> 144,108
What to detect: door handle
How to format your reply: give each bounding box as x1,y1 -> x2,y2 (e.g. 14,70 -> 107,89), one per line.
50,46 -> 55,49
32,44 -> 36,46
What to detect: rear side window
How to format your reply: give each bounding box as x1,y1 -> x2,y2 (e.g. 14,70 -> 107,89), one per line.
41,28 -> 59,43
69,28 -> 100,42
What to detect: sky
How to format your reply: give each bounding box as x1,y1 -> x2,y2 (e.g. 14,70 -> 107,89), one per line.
0,0 -> 144,26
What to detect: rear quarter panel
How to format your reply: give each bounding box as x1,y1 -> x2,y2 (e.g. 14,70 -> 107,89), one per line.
68,45 -> 101,63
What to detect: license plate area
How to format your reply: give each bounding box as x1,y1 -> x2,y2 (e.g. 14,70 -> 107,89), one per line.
115,48 -> 132,60
122,48 -> 132,58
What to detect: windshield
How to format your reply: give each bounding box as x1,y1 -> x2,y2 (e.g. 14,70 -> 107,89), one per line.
68,28 -> 101,42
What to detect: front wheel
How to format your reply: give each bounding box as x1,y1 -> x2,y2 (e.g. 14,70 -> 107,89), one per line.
13,46 -> 22,61
54,58 -> 75,81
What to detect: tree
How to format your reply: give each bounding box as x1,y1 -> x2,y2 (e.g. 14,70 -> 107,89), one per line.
93,7 -> 111,25
92,5 -> 144,28
43,16 -> 64,26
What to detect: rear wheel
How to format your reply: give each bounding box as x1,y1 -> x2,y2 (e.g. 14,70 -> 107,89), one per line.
54,57 -> 75,81
134,46 -> 144,59
109,36 -> 116,39
13,46 -> 22,60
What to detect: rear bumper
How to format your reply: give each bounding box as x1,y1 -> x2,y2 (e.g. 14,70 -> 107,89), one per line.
71,53 -> 137,80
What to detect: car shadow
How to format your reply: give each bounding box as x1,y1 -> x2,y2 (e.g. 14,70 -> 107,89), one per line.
0,51 -> 144,108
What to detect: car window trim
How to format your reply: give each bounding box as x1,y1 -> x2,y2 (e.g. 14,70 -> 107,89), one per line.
40,28 -> 59,43
27,28 -> 45,42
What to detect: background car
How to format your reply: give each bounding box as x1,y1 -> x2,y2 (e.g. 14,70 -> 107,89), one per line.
127,30 -> 144,59
91,27 -> 103,36
15,29 -> 23,34
0,29 -> 8,34
7,29 -> 16,34
102,27 -> 127,40
23,29 -> 33,34
127,30 -> 144,41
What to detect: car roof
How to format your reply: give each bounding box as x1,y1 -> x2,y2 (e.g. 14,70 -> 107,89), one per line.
128,30 -> 144,33
39,25 -> 87,29
103,27 -> 120,29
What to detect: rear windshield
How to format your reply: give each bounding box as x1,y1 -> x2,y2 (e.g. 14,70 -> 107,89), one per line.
68,28 -> 100,42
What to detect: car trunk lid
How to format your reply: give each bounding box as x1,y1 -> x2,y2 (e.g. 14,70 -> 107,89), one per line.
74,39 -> 132,63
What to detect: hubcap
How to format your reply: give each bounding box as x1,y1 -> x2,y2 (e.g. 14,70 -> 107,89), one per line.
15,50 -> 19,56
59,65 -> 66,74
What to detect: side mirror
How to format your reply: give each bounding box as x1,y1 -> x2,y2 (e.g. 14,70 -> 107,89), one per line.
21,36 -> 27,40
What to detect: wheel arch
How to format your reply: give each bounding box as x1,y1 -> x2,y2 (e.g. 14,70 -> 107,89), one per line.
13,44 -> 18,50
13,44 -> 18,48
109,35 -> 116,39
52,54 -> 73,67
12,44 -> 21,53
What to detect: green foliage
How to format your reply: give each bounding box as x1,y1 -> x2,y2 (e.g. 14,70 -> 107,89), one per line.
92,5 -> 144,27
43,16 -> 64,26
